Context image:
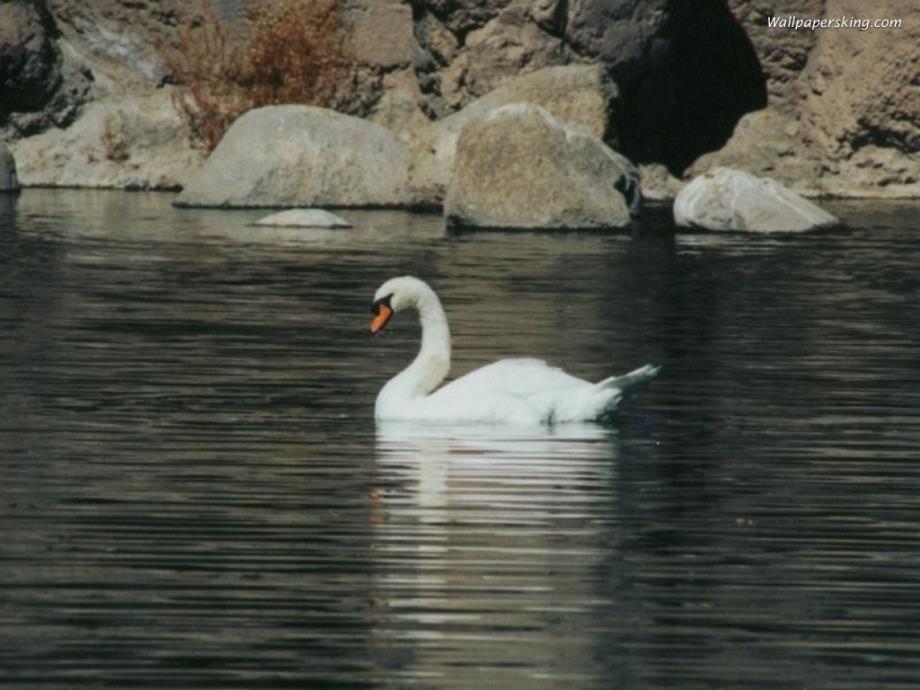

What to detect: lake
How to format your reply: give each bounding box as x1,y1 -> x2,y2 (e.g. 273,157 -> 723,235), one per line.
1,190 -> 919,689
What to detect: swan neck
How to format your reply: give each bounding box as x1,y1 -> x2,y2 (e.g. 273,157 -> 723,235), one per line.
419,295 -> 450,362
410,291 -> 450,391
376,282 -> 452,417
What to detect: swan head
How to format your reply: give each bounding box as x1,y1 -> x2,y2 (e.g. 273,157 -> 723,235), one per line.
370,276 -> 432,334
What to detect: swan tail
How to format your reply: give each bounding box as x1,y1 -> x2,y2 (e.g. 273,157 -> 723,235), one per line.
596,364 -> 661,398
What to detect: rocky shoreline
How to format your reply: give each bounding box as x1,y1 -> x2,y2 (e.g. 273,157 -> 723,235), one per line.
1,0 -> 917,225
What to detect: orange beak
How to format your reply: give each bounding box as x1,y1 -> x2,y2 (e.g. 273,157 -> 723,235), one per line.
370,303 -> 393,334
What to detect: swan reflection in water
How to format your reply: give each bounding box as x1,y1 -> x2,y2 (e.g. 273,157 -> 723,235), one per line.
369,421 -> 623,687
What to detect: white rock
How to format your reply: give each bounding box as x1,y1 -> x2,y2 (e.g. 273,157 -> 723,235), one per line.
253,209 -> 351,228
674,167 -> 838,232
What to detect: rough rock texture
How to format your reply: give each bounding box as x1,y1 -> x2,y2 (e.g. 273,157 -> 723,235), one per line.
10,89 -> 203,189
254,209 -> 351,228
0,0 -> 92,136
348,1 -> 415,72
413,0 -> 767,172
445,104 -> 638,230
3,0 -> 915,198
0,143 -> 20,192
727,0 -> 824,106
674,167 -> 838,232
639,163 -> 684,202
346,0 -> 422,119
0,1 -> 60,114
693,0 -> 920,197
176,105 -> 411,208
408,64 -> 619,206
46,0 -> 188,90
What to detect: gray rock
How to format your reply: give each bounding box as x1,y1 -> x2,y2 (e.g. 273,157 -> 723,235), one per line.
409,64 -> 618,206
10,90 -> 202,190
445,104 -> 638,230
563,0 -> 672,79
254,209 -> 351,229
0,144 -> 20,192
674,167 -> 838,232
460,3 -> 568,100
348,1 -> 415,71
639,163 -> 684,202
176,105 -> 412,208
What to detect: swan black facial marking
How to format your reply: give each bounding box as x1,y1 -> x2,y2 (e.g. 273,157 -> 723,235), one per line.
371,293 -> 393,315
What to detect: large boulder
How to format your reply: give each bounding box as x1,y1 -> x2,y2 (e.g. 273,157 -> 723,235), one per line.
445,104 -> 638,230
176,105 -> 411,208
409,64 -> 618,206
10,89 -> 202,190
0,144 -> 20,192
674,167 -> 838,232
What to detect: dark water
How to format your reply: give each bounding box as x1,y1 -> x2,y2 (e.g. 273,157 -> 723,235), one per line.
1,190 -> 919,689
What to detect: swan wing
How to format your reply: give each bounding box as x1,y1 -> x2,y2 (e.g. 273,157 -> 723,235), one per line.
436,358 -> 590,399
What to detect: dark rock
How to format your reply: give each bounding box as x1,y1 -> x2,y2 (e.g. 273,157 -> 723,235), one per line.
0,143 -> 20,192
0,1 -> 62,120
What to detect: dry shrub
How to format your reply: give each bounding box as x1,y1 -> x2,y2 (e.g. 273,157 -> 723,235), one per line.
166,0 -> 354,152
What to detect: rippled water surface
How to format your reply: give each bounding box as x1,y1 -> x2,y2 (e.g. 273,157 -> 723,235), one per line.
2,190 -> 919,689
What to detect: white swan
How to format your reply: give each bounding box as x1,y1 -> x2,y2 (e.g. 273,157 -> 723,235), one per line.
370,276 -> 659,425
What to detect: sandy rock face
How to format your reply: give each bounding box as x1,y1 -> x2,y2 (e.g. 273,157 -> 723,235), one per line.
176,105 -> 411,208
695,0 -> 920,197
10,90 -> 202,190
727,0 -> 825,106
445,104 -> 638,230
674,167 -> 838,232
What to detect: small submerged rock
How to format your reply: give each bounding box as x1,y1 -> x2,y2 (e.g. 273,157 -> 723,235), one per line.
253,209 -> 351,229
674,167 -> 838,232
